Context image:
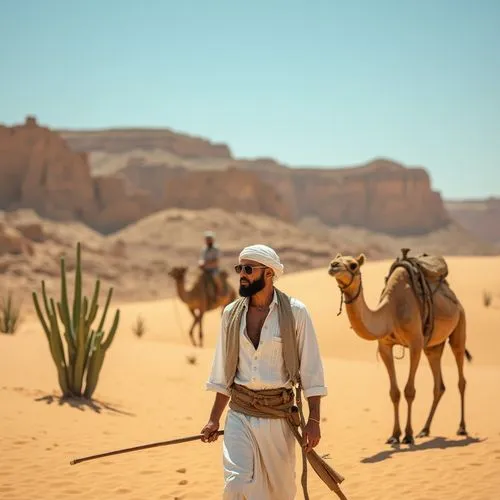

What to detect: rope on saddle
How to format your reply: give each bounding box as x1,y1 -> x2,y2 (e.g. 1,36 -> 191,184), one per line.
380,248 -> 453,346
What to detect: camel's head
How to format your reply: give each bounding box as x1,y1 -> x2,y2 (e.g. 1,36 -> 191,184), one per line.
328,253 -> 365,288
168,266 -> 188,281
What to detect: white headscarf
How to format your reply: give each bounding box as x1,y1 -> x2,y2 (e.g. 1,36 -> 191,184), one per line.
238,244 -> 284,280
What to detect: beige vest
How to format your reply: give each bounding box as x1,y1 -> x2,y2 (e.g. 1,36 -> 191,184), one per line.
224,288 -> 300,390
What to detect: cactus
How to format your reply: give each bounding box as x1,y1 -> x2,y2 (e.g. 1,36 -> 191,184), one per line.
32,242 -> 120,399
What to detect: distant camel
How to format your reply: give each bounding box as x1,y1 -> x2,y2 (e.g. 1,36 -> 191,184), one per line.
168,267 -> 236,347
327,249 -> 472,445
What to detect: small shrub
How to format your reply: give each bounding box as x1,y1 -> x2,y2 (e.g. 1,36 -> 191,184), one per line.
483,290 -> 492,308
133,315 -> 146,338
186,354 -> 197,365
0,291 -> 22,334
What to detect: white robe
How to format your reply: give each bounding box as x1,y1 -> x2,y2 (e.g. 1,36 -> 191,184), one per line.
206,291 -> 328,500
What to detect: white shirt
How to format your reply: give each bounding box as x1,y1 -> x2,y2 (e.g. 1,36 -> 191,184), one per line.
206,290 -> 328,399
199,245 -> 220,269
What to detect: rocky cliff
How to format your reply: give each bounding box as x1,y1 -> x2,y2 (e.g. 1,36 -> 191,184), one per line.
0,117 -> 156,233
162,167 -> 293,222
243,158 -> 449,235
61,128 -> 232,158
445,198 -> 500,245
119,157 -> 449,235
2,116 -> 451,236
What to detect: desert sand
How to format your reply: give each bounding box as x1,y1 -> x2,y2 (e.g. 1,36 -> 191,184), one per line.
1,255 -> 500,500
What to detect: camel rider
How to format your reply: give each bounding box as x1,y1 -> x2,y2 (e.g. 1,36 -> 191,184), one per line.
198,231 -> 223,303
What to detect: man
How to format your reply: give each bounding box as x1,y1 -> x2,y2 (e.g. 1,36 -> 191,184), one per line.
198,230 -> 223,303
201,244 -> 329,500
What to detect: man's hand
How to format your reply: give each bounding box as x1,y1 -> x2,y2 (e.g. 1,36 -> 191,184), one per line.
200,420 -> 220,443
302,419 -> 321,453
201,392 -> 229,443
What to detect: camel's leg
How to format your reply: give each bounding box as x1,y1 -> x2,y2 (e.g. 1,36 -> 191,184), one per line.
188,309 -> 199,347
402,342 -> 423,445
378,342 -> 401,444
198,312 -> 204,348
417,342 -> 446,438
449,311 -> 468,436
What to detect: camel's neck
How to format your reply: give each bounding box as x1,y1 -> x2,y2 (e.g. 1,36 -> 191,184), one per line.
174,278 -> 190,304
344,283 -> 392,341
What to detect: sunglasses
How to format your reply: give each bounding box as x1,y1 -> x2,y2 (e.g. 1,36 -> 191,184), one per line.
234,264 -> 267,275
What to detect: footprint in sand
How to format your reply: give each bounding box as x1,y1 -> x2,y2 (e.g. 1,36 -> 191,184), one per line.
115,488 -> 131,494
139,469 -> 160,475
176,468 -> 187,474
178,479 -> 188,485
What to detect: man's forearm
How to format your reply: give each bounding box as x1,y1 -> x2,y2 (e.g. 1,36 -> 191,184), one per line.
307,395 -> 321,421
210,392 -> 230,422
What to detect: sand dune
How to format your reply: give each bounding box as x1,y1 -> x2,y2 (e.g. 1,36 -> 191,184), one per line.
1,256 -> 500,499
2,207 -> 498,312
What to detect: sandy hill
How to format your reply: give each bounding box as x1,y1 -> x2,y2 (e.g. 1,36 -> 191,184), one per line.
2,207 -> 499,310
1,256 -> 499,499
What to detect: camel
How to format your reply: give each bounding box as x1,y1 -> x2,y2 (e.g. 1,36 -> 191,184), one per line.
168,267 -> 237,347
327,250 -> 472,445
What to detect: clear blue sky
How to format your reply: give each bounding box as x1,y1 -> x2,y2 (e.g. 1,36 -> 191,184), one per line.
1,0 -> 499,199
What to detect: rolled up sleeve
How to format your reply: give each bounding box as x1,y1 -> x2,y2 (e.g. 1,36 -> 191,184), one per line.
205,309 -> 231,397
294,303 -> 328,399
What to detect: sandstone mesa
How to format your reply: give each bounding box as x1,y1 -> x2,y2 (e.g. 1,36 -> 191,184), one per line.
0,115 -> 498,305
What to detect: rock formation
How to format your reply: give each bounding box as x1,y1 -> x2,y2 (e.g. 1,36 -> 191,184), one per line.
445,197 -> 500,245
2,116 -> 452,236
163,167 -> 293,222
124,158 -> 449,235
60,128 -> 232,158
288,160 -> 449,235
0,117 -> 156,233
0,222 -> 34,257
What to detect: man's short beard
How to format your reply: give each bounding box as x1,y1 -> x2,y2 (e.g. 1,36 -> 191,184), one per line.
239,273 -> 266,297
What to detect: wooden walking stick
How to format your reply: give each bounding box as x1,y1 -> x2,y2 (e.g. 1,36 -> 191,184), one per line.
70,430 -> 224,465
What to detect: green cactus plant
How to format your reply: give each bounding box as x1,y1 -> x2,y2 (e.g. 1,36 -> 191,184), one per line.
32,242 -> 120,399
